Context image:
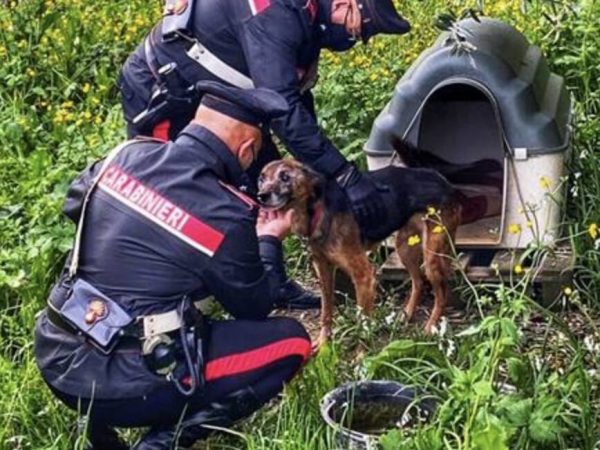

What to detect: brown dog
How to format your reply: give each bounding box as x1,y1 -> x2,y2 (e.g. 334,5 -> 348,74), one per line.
257,150 -> 461,345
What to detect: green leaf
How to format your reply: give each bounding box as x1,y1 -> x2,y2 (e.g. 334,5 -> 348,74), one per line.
497,396 -> 532,428
364,339 -> 447,377
473,380 -> 494,398
472,414 -> 510,450
528,396 -> 563,443
380,429 -> 403,450
507,357 -> 531,388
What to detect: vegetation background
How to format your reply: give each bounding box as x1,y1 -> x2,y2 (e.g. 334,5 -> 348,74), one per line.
1,0 -> 600,448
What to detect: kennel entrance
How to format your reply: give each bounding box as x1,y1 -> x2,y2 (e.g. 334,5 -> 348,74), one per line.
404,81 -> 506,247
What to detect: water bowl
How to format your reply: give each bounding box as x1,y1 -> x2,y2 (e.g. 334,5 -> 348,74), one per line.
320,380 -> 435,450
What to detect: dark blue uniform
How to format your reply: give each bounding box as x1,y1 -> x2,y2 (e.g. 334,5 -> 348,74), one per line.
120,0 -> 347,178
120,0 -> 412,244
34,123 -> 310,446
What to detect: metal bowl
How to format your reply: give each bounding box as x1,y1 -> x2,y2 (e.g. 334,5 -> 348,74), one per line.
320,380 -> 435,450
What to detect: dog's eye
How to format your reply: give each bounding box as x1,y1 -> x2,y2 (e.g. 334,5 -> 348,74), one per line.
279,171 -> 290,183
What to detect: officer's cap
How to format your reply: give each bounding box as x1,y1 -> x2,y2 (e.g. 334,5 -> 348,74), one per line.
196,81 -> 289,127
358,0 -> 411,43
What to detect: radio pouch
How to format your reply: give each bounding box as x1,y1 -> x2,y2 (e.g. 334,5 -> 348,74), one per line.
59,278 -> 134,353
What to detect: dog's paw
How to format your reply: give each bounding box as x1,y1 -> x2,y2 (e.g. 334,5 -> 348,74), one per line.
312,328 -> 331,353
424,316 -> 447,336
400,306 -> 415,323
424,321 -> 435,335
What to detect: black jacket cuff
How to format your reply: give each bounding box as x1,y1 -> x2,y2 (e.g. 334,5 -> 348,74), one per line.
258,235 -> 286,284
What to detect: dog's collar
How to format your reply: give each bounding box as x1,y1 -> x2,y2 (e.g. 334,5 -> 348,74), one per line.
307,199 -> 325,237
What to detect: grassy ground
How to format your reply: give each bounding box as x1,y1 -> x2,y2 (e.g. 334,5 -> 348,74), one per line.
2,0 -> 600,449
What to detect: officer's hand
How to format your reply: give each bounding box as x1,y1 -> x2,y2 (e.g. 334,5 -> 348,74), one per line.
256,208 -> 295,240
336,164 -> 388,237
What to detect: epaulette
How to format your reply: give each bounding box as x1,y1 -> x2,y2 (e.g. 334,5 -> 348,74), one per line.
218,181 -> 257,210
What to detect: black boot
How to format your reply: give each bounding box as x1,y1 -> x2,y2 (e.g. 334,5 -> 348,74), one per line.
132,388 -> 263,450
276,280 -> 320,310
77,417 -> 128,450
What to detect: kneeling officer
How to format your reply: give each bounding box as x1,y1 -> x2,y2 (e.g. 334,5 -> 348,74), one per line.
34,81 -> 311,450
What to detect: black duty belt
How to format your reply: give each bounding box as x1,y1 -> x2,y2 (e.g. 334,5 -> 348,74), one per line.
45,307 -> 142,345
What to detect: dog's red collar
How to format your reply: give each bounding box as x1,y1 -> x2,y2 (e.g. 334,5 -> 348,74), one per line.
308,201 -> 325,237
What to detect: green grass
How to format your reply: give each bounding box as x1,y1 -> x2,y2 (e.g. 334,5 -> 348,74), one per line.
2,0 -> 600,448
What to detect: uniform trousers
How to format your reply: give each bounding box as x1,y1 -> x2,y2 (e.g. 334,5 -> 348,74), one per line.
51,317 -> 310,429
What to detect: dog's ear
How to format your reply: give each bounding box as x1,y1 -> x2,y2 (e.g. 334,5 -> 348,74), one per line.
301,165 -> 325,198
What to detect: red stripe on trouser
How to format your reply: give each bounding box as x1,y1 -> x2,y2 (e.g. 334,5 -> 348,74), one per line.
152,120 -> 170,141
204,337 -> 311,381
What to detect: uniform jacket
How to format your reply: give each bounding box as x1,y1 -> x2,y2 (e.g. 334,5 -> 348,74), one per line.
120,0 -> 348,178
34,123 -> 285,399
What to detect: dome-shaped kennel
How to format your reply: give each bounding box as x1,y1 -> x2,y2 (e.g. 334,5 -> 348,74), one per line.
365,17 -> 571,249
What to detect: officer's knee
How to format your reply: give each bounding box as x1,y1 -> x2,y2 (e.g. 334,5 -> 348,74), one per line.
269,317 -> 310,344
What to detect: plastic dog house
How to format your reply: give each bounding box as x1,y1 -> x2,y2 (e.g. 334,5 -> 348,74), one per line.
365,17 -> 571,250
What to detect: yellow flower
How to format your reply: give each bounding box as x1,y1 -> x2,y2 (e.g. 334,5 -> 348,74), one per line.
539,176 -> 551,190
589,223 -> 598,239
563,286 -> 573,296
82,83 -> 91,93
508,223 -> 522,234
427,206 -> 436,216
432,225 -> 445,234
407,234 -> 421,246
514,264 -> 523,275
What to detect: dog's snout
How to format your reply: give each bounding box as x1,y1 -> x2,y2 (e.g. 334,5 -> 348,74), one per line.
257,192 -> 270,204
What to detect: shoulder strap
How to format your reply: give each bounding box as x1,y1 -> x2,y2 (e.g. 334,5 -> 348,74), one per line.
68,140 -> 138,278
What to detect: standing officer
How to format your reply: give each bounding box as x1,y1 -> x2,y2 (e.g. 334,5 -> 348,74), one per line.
119,0 -> 411,307
35,82 -> 312,450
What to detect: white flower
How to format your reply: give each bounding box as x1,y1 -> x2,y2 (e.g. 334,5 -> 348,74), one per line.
570,185 -> 579,198
579,149 -> 589,159
385,311 -> 396,326
584,335 -> 600,354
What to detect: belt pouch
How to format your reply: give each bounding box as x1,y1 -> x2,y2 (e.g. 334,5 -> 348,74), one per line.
59,278 -> 134,354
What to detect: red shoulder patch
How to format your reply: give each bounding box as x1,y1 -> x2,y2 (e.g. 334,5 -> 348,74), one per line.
248,0 -> 271,15
303,0 -> 318,23
218,181 -> 257,210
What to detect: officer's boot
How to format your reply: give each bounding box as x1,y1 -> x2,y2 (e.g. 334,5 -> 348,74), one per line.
277,279 -> 321,309
76,416 -> 128,450
259,237 -> 320,310
131,387 -> 262,450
